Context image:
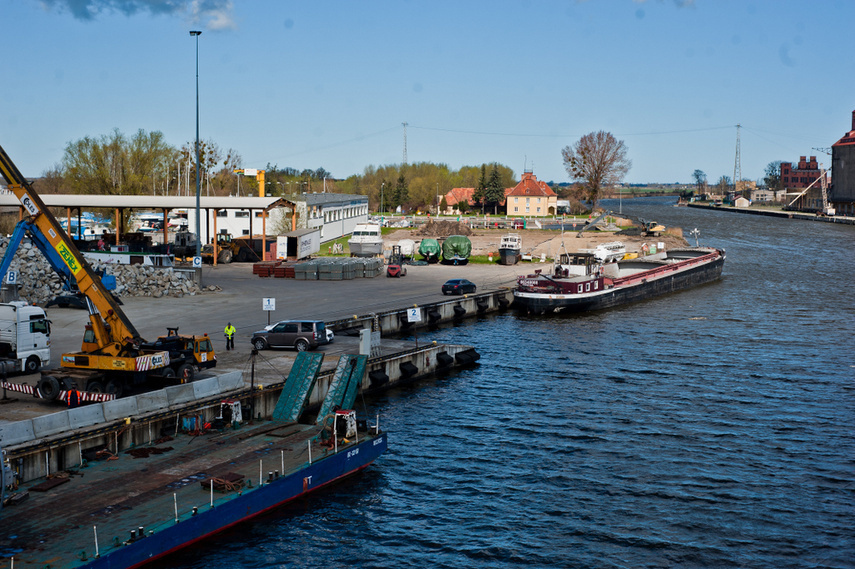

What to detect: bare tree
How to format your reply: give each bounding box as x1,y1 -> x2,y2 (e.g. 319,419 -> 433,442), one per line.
692,169 -> 707,194
561,131 -> 631,210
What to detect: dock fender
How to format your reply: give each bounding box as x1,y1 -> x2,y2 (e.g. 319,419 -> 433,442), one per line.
398,313 -> 413,329
497,296 -> 510,309
427,308 -> 441,323
476,299 -> 489,313
436,352 -> 454,368
399,361 -> 419,379
453,304 -> 466,318
368,370 -> 389,388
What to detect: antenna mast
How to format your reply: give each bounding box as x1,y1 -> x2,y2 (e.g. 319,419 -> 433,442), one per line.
733,123 -> 742,192
402,122 -> 408,165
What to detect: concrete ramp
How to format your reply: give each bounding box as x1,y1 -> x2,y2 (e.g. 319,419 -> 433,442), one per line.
272,352 -> 324,422
316,354 -> 367,422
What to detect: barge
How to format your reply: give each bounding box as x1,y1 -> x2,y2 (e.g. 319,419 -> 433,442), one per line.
514,246 -> 725,314
0,354 -> 387,569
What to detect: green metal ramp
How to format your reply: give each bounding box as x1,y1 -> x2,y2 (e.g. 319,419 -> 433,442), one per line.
272,352 -> 325,422
316,354 -> 368,423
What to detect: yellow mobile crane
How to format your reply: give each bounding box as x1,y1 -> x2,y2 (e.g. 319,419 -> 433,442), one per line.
0,143 -> 216,400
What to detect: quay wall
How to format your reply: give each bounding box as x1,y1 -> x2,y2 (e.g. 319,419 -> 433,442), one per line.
326,289 -> 514,335
1,344 -> 478,483
686,203 -> 855,225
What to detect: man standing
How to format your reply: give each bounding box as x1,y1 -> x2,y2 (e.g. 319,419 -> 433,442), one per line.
224,322 -> 236,351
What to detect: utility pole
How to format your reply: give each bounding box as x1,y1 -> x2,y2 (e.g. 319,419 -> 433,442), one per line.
733,123 -> 741,194
190,30 -> 202,256
402,122 -> 408,165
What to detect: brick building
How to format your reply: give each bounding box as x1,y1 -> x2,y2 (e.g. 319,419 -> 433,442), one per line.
780,156 -> 827,190
830,110 -> 855,216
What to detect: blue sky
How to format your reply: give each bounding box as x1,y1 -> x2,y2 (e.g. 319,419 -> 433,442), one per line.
3,0 -> 853,185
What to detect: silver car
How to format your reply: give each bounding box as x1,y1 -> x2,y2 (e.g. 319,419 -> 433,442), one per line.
251,320 -> 328,352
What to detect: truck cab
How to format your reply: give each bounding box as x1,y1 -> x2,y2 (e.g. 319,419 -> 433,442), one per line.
0,301 -> 50,374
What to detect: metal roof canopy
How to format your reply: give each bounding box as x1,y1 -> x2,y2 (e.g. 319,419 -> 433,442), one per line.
0,194 -> 295,251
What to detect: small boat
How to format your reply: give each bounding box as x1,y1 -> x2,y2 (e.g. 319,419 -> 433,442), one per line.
498,234 -> 522,265
397,238 -> 416,259
514,245 -> 725,314
584,241 -> 626,263
441,235 -> 471,265
418,239 -> 440,263
347,223 -> 383,257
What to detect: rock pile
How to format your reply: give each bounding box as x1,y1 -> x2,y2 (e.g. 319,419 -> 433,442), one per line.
415,220 -> 473,237
0,239 -> 219,306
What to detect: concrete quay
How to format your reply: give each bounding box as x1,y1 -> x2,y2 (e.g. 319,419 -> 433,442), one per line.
0,260 -> 528,483
687,202 -> 855,224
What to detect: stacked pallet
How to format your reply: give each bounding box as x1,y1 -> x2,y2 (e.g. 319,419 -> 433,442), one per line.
252,261 -> 281,277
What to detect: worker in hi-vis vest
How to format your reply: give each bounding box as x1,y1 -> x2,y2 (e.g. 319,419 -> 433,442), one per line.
224,322 -> 236,351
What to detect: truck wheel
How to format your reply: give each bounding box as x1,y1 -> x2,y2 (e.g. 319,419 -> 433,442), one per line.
25,356 -> 40,374
161,368 -> 176,379
253,338 -> 267,350
295,339 -> 309,352
37,376 -> 61,400
219,249 -> 233,264
177,364 -> 195,383
105,379 -> 124,398
86,380 -> 105,393
236,248 -> 249,262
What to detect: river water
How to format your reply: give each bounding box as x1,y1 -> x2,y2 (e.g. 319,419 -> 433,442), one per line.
159,198 -> 854,569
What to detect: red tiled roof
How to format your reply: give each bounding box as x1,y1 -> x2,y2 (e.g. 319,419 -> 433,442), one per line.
506,172 -> 556,197
445,187 -> 475,206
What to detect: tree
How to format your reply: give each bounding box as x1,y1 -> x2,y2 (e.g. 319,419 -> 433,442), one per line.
764,161 -> 783,191
561,131 -> 631,210
63,128 -> 175,196
393,172 -> 409,211
692,169 -> 707,194
716,175 -> 732,194
472,164 -> 487,214
484,164 -> 506,214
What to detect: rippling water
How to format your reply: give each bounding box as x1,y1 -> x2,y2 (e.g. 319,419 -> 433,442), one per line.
159,198 -> 854,569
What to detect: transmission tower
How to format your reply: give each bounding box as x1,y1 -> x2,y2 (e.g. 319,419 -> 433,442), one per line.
733,123 -> 742,191
402,122 -> 408,165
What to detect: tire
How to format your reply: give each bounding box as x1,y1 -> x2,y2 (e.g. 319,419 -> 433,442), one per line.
176,363 -> 195,383
236,248 -> 249,262
470,286 -> 476,294
37,376 -> 61,401
105,379 -> 124,398
253,338 -> 267,350
86,379 -> 105,393
161,368 -> 176,379
219,248 -> 233,264
295,339 -> 309,352
25,356 -> 40,374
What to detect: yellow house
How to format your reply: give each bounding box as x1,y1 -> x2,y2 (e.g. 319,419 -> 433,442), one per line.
506,171 -> 557,217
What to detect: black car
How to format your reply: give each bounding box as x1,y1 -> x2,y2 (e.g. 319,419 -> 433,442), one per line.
442,278 -> 476,295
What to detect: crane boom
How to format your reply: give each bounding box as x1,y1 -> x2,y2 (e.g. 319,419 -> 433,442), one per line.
0,143 -> 142,350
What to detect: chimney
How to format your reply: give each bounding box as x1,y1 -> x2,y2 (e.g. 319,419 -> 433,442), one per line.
851,109 -> 855,131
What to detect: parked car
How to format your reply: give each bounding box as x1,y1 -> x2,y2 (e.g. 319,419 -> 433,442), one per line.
251,320 -> 328,351
326,328 -> 334,343
442,278 -> 476,295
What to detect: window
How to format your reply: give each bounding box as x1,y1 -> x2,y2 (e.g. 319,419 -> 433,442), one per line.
216,210 -> 227,217
30,320 -> 49,334
585,282 -> 590,292
235,211 -> 249,218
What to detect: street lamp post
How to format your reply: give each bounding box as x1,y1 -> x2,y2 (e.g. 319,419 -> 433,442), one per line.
190,30 -> 202,256
381,182 -> 385,216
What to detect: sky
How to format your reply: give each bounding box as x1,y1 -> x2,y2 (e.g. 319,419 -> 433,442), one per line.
2,0 -> 854,186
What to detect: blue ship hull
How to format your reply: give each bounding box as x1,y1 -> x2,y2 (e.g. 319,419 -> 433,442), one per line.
80,433 -> 387,569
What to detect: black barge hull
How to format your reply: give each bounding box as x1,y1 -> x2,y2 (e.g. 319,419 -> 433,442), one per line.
513,251 -> 725,314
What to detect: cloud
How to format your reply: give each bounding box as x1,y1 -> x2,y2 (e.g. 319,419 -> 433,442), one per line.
39,0 -> 236,29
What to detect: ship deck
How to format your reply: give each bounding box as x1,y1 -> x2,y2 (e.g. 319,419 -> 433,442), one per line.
1,418 -> 371,568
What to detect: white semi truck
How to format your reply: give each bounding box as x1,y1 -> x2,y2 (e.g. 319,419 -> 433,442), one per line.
0,301 -> 50,375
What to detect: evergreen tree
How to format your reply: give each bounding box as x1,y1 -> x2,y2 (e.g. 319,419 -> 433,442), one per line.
485,164 -> 505,214
393,172 -> 409,211
472,164 -> 487,214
